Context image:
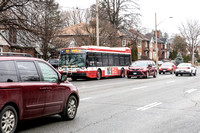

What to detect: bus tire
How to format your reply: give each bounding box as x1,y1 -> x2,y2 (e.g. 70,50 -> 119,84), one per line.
120,69 -> 125,78
97,69 -> 102,80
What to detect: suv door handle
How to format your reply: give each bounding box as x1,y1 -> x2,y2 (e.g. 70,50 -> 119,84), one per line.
40,87 -> 52,91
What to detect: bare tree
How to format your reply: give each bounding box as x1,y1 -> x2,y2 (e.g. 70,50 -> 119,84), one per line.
179,19 -> 200,64
100,0 -> 140,29
172,35 -> 187,55
62,8 -> 91,27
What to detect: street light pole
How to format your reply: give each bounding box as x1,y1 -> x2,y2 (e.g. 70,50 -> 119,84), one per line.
96,0 -> 99,46
155,13 -> 158,69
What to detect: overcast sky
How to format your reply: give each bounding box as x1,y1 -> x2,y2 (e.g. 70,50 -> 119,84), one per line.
57,0 -> 200,37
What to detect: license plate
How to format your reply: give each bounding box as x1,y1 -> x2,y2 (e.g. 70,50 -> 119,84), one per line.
163,70 -> 166,71
133,73 -> 137,75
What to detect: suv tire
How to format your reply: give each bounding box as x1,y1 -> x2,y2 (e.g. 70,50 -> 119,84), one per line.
61,95 -> 78,120
0,106 -> 18,133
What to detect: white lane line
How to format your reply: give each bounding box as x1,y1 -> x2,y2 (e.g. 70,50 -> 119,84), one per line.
132,86 -> 148,90
80,97 -> 92,101
185,89 -> 197,94
137,102 -> 162,111
166,80 -> 175,83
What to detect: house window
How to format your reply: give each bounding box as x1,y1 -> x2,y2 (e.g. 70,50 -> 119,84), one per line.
122,39 -> 126,47
138,40 -> 141,47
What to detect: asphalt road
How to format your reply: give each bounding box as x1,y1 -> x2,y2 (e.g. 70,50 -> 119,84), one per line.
17,68 -> 200,133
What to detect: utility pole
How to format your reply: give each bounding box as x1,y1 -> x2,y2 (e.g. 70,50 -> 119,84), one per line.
96,0 -> 99,46
155,13 -> 158,69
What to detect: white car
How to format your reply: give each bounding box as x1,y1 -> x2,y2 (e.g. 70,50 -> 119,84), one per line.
175,63 -> 197,76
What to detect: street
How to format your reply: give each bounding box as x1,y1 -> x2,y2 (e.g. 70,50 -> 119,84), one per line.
17,68 -> 200,133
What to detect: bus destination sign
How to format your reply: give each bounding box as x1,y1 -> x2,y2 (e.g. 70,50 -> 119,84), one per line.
61,49 -> 86,54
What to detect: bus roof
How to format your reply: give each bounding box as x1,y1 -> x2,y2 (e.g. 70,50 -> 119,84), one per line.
61,46 -> 131,54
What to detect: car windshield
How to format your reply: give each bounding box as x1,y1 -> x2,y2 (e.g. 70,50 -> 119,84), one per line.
130,61 -> 148,67
161,63 -> 173,67
178,63 -> 190,67
59,53 -> 86,67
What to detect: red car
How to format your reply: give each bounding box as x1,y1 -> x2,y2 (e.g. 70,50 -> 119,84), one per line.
159,62 -> 176,74
0,56 -> 79,133
127,60 -> 157,78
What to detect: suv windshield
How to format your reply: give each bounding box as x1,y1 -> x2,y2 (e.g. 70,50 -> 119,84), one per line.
161,63 -> 173,67
59,53 -> 86,67
130,61 -> 148,67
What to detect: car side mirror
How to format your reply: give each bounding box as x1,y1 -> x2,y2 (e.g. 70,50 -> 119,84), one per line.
60,74 -> 67,82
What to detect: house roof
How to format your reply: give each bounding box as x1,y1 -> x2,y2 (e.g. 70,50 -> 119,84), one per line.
57,23 -> 93,36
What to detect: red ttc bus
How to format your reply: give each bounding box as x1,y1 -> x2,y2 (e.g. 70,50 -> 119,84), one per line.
58,46 -> 131,80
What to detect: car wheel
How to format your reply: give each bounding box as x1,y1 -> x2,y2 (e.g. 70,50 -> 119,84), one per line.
0,106 -> 18,133
163,72 -> 165,74
61,95 -> 78,120
153,71 -> 157,78
159,72 -> 161,74
120,69 -> 125,78
97,69 -> 102,80
194,71 -> 197,76
175,73 -> 178,76
180,74 -> 183,76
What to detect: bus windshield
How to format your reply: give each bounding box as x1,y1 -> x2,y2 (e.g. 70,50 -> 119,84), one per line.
59,53 -> 86,67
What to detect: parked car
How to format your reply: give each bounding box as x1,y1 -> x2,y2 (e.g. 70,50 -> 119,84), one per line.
48,59 -> 59,69
127,60 -> 157,79
175,63 -> 197,76
159,62 -> 176,74
0,56 -> 79,133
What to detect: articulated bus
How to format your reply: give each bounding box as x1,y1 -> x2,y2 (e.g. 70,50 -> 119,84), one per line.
58,46 -> 131,80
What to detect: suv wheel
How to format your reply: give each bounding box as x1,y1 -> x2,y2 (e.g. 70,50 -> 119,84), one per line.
61,95 -> 78,120
71,76 -> 77,81
0,106 -> 18,133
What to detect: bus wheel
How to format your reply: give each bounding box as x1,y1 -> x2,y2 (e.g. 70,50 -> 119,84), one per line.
97,70 -> 102,80
71,76 -> 77,81
120,69 -> 125,78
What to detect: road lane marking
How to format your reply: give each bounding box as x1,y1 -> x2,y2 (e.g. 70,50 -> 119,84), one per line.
185,89 -> 197,94
137,102 -> 162,111
166,80 -> 175,83
80,97 -> 92,101
132,86 -> 148,90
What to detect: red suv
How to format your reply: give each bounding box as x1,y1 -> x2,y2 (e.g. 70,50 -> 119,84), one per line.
0,56 -> 79,133
127,60 -> 157,78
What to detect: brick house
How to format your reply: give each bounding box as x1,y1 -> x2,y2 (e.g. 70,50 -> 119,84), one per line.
0,28 -> 40,57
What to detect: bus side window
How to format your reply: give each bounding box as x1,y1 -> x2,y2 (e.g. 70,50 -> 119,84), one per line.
108,54 -> 114,66
119,54 -> 125,66
114,54 -> 119,66
88,52 -> 96,67
125,55 -> 130,66
102,53 -> 108,66
96,52 -> 102,67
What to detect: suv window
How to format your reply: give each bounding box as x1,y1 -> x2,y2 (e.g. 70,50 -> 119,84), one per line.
16,61 -> 40,81
0,61 -> 18,82
38,62 -> 58,82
